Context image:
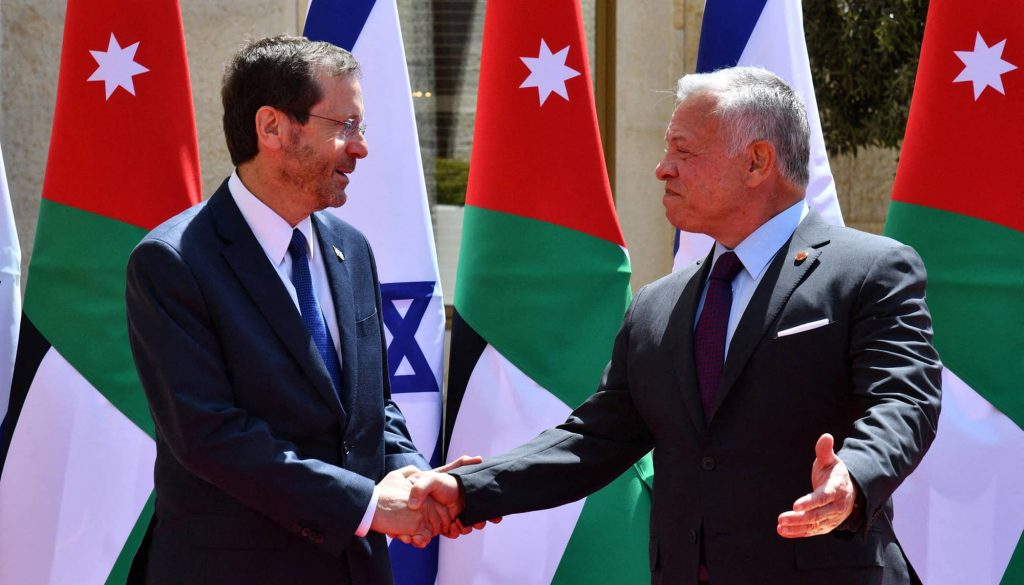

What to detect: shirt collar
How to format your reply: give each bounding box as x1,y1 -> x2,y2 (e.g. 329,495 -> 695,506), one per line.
228,170 -> 315,266
713,200 -> 808,279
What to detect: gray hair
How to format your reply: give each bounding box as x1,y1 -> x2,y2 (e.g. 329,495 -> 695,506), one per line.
675,67 -> 810,187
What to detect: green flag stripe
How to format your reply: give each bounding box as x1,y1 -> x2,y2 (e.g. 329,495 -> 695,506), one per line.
885,200 -> 1024,427
455,205 -> 631,408
552,454 -> 653,585
104,491 -> 154,585
1001,533 -> 1024,585
23,198 -> 153,436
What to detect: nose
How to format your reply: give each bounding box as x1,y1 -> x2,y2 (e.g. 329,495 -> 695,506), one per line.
655,154 -> 676,181
346,132 -> 368,159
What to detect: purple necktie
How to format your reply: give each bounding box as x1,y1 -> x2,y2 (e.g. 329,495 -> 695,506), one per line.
694,251 -> 743,421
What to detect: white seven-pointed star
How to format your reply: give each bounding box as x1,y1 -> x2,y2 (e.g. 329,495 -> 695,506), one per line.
519,39 -> 581,106
87,33 -> 150,100
954,32 -> 1017,100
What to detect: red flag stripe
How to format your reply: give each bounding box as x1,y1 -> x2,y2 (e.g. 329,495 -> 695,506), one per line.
41,0 -> 201,229
891,1 -> 1024,233
465,0 -> 625,246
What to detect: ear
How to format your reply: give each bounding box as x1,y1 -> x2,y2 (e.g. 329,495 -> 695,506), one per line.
744,140 -> 775,188
254,106 -> 289,152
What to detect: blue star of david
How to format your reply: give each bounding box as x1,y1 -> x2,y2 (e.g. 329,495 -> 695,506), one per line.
380,281 -> 440,394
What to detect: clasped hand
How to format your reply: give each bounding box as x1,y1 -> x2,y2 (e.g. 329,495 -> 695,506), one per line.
369,456 -> 498,548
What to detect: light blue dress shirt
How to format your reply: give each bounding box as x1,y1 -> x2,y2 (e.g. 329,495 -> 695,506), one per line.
696,200 -> 810,354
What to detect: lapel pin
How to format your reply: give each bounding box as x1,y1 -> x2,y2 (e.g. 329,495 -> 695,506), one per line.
794,251 -> 808,263
332,245 -> 345,262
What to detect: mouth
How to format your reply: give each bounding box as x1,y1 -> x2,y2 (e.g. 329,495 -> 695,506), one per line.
334,169 -> 351,184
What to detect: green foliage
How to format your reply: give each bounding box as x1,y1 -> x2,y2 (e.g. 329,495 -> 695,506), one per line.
436,157 -> 470,205
804,1 -> 929,155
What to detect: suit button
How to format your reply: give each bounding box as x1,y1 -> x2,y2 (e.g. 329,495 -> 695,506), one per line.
701,456 -> 716,471
300,527 -> 311,538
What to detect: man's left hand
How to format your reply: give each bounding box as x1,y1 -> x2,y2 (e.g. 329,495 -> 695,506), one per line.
777,433 -> 858,538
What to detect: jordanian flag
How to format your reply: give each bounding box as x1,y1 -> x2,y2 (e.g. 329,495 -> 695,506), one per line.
674,0 -> 843,269
439,2 -> 651,583
305,1 -> 447,583
0,1 -> 201,582
885,1 -> 1024,584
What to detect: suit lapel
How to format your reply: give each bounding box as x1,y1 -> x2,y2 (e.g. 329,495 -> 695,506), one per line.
669,253 -> 713,434
710,213 -> 832,419
313,214 -> 358,425
210,186 -> 347,423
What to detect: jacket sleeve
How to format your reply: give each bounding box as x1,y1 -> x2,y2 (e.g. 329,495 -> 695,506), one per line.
837,242 -> 942,531
453,290 -> 655,525
363,236 -> 430,473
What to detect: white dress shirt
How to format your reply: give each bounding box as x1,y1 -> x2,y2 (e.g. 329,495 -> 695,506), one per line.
696,200 -> 810,355
228,171 -> 378,537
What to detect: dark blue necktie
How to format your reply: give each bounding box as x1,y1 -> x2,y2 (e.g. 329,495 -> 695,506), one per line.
288,229 -> 343,397
694,251 -> 743,421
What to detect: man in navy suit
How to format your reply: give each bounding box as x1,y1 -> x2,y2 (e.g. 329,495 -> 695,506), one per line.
126,36 -> 464,584
410,67 -> 942,585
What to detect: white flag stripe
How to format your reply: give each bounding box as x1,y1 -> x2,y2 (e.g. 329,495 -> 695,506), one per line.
341,1 -> 440,281
440,345 -> 585,585
893,367 -> 1024,585
674,0 -> 842,270
0,142 -> 21,428
0,347 -> 154,585
320,1 -> 445,466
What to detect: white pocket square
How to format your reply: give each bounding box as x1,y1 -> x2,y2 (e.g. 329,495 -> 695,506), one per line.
777,319 -> 830,338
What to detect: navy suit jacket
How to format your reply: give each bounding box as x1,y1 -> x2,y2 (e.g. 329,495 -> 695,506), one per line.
454,212 -> 941,585
126,180 -> 426,585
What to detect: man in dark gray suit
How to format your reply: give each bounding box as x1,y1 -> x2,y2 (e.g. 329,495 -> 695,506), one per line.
126,36 -> 468,585
410,67 -> 942,585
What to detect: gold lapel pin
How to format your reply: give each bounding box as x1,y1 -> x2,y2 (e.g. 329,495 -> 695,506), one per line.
794,251 -> 808,263
333,245 -> 345,262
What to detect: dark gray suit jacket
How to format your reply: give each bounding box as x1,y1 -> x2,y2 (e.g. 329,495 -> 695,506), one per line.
454,212 -> 941,585
126,181 -> 427,585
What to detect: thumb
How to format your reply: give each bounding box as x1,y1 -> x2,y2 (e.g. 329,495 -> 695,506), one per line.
408,475 -> 436,510
815,433 -> 837,467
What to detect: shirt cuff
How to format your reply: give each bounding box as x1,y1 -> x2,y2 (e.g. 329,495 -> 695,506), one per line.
355,486 -> 379,538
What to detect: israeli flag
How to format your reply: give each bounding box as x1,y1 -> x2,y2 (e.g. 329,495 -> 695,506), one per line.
674,0 -> 843,270
304,2 -> 445,583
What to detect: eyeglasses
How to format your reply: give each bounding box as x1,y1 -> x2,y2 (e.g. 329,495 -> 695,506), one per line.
304,112 -> 367,139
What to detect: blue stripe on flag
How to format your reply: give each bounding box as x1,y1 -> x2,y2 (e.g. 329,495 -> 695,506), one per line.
695,0 -> 768,72
303,0 -> 377,50
389,538 -> 438,584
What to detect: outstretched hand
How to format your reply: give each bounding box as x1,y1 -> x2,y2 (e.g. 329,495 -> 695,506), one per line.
777,433 -> 858,538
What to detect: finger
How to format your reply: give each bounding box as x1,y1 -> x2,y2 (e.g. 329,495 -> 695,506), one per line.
397,534 -> 412,545
489,516 -> 502,525
411,532 -> 430,548
399,465 -> 422,479
423,501 -> 447,535
778,521 -> 830,539
815,433 -> 836,468
779,501 -> 850,529
434,455 -> 483,473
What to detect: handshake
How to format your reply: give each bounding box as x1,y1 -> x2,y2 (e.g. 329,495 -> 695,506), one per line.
369,455 -> 501,547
